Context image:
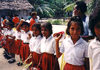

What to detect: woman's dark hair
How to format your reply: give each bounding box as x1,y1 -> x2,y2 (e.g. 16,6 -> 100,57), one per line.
66,16 -> 84,35
32,23 -> 42,37
75,1 -> 87,14
89,6 -> 100,36
21,21 -> 30,27
41,22 -> 53,35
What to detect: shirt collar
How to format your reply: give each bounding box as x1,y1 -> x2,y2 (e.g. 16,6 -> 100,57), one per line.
68,36 -> 83,46
43,35 -> 52,42
34,35 -> 41,39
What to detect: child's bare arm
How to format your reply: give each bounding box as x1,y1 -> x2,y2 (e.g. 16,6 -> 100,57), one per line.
54,33 -> 62,58
16,19 -> 25,31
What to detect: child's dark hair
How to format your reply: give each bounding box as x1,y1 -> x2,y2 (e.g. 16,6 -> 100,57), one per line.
41,22 -> 53,35
31,12 -> 37,17
32,23 -> 42,36
66,16 -> 84,35
6,20 -> 14,28
21,21 -> 30,27
75,1 -> 87,14
89,6 -> 100,36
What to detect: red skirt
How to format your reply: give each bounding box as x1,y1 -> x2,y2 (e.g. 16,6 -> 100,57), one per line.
0,35 -> 3,41
15,39 -> 22,54
2,38 -> 8,49
31,52 -> 41,67
20,42 -> 30,62
64,63 -> 85,70
4,38 -> 15,53
8,39 -> 15,53
0,35 -> 3,46
41,53 -> 59,70
29,52 -> 41,70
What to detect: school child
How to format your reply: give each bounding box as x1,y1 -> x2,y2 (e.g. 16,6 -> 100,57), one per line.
29,23 -> 42,69
54,16 -> 89,70
40,22 -> 60,70
3,21 -> 16,63
88,7 -> 100,70
14,26 -> 22,55
19,20 -> 32,64
1,20 -> 9,58
15,20 -> 24,66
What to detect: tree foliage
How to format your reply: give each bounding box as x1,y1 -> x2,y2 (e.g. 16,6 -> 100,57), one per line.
28,0 -> 74,18
87,0 -> 100,15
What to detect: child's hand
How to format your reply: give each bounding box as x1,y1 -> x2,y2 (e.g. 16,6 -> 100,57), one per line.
53,33 -> 62,42
20,19 -> 25,24
27,34 -> 31,39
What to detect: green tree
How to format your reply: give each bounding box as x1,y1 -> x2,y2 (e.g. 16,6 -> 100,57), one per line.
28,0 -> 75,18
28,0 -> 55,17
52,0 -> 74,18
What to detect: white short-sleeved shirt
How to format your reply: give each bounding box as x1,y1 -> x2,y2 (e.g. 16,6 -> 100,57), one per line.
60,37 -> 88,66
40,35 -> 56,54
2,28 -> 12,36
29,35 -> 42,54
5,29 -> 15,39
88,38 -> 100,70
14,31 -> 21,40
2,28 -> 8,36
20,31 -> 32,43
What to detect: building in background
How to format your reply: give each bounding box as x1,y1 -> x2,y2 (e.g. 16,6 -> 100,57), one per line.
0,0 -> 33,19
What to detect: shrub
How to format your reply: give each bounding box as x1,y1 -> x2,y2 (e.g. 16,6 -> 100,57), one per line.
52,19 -> 62,25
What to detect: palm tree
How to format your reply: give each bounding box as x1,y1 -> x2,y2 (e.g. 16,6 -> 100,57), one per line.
87,0 -> 100,15
28,0 -> 75,18
51,0 -> 74,18
28,0 -> 55,17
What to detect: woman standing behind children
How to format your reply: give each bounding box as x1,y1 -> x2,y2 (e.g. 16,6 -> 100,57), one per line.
29,23 -> 42,69
88,7 -> 100,70
54,16 -> 89,70
40,22 -> 60,70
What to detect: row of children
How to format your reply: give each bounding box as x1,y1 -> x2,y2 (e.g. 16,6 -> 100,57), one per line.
0,19 -> 60,70
0,2 -> 100,70
0,7 -> 100,70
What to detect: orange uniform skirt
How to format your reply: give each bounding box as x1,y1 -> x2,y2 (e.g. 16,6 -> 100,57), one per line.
15,39 -> 22,54
20,42 -> 30,62
64,63 -> 85,70
41,53 -> 60,70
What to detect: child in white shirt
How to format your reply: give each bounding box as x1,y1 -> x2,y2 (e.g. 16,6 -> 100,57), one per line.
29,23 -> 42,69
88,7 -> 100,70
40,22 -> 60,70
54,16 -> 89,70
